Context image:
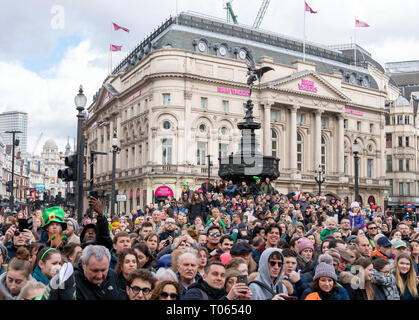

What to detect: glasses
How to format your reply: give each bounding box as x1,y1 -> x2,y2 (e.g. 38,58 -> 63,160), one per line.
368,227 -> 377,230
130,286 -> 152,295
268,261 -> 283,267
161,292 -> 178,299
209,232 -> 221,237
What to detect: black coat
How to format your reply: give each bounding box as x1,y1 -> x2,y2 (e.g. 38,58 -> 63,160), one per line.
74,261 -> 127,300
184,277 -> 228,300
186,201 -> 206,223
342,282 -> 386,300
80,215 -> 113,250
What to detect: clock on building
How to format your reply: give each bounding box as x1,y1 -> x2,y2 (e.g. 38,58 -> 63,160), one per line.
239,49 -> 247,60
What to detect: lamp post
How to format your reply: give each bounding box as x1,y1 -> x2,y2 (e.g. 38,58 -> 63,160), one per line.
352,139 -> 360,204
206,154 -> 212,180
5,130 -> 22,211
89,150 -> 107,217
314,164 -> 325,196
111,130 -> 121,218
75,85 -> 87,225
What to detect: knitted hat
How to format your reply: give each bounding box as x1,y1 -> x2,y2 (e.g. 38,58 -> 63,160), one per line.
66,218 -> 79,235
325,249 -> 341,263
313,262 -> 337,281
297,237 -> 314,254
41,206 -> 67,231
350,201 -> 360,208
318,253 -> 334,265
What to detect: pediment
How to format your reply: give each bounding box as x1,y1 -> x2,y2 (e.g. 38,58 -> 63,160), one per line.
263,71 -> 350,102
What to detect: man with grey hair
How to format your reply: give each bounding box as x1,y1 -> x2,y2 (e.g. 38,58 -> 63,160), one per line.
74,245 -> 125,300
176,248 -> 201,299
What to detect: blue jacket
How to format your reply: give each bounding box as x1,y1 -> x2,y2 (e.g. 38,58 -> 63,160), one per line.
284,273 -> 309,299
109,248 -> 118,270
348,213 -> 364,229
301,286 -> 350,300
225,184 -> 236,198
33,265 -> 50,285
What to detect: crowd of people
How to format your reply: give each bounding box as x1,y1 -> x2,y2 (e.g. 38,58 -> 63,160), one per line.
0,176 -> 418,301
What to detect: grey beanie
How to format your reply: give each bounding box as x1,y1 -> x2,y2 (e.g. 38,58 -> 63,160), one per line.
313,262 -> 337,281
0,242 -> 8,262
66,218 -> 79,235
318,253 -> 334,265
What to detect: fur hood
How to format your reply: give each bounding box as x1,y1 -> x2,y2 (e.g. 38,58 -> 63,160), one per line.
339,271 -> 356,285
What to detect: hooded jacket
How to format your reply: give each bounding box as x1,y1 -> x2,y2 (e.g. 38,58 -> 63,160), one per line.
348,212 -> 365,229
0,272 -> 36,300
340,270 -> 386,300
80,217 -> 113,250
184,277 -> 228,300
73,260 -> 126,300
249,248 -> 288,300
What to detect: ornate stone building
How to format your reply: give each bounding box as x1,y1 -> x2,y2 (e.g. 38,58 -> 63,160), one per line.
87,12 -> 393,214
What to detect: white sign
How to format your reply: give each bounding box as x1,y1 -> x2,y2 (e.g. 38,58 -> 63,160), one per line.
116,195 -> 127,202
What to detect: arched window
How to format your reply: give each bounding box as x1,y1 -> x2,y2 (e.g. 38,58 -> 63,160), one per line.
297,133 -> 303,171
271,129 -> 278,158
321,136 -> 326,173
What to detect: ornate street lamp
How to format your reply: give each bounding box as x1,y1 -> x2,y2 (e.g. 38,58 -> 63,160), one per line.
111,130 -> 121,218
352,139 -> 360,204
314,164 -> 325,196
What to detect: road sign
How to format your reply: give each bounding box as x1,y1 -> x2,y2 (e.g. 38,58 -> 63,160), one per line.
404,202 -> 415,212
116,194 -> 127,202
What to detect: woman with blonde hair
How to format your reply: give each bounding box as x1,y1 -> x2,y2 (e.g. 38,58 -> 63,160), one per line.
393,252 -> 418,300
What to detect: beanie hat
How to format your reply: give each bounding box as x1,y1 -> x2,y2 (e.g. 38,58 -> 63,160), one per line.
318,253 -> 334,265
350,201 -> 360,208
373,233 -> 385,244
313,262 -> 337,281
157,254 -> 172,269
66,218 -> 79,235
225,269 -> 241,281
220,252 -> 232,265
112,222 -> 120,229
325,249 -> 341,263
297,237 -> 314,254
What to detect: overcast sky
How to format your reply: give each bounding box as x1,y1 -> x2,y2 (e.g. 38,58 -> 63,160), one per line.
1,0 -> 418,155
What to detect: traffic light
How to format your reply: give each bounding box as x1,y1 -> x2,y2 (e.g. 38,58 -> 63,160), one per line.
58,153 -> 77,181
6,181 -> 12,193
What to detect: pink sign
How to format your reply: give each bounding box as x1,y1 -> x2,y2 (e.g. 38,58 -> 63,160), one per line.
155,186 -> 174,197
217,87 -> 250,96
345,108 -> 364,116
298,79 -> 317,93
104,91 -> 111,104
129,90 -> 142,101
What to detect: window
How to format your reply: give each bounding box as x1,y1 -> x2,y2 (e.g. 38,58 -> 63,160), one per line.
406,137 -> 409,147
385,114 -> 390,125
399,159 -> 403,172
398,136 -> 403,147
392,116 -> 395,124
397,115 -> 403,124
406,159 -> 410,172
162,139 -> 172,165
126,149 -> 129,167
344,119 -> 348,129
399,183 -> 404,196
297,133 -> 303,171
389,180 -> 393,196
197,142 -> 207,165
163,121 -> 171,129
199,124 -> 206,133
139,144 -> 142,166
367,159 -> 373,178
272,129 -> 278,158
219,143 -> 228,159
386,155 -> 392,172
321,136 -> 326,172
369,123 -> 374,133
163,93 -> 171,106
297,113 -> 305,124
357,121 -> 361,131
344,156 -> 348,174
131,147 -> 135,168
222,100 -> 229,113
321,117 -> 328,127
220,127 -> 227,135
201,97 -> 208,109
405,115 -> 410,125
386,133 -> 392,148
406,182 -> 410,196
271,110 -> 280,121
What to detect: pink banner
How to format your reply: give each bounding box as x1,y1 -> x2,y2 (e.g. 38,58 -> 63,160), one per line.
155,186 -> 174,197
298,79 -> 317,93
345,108 -> 364,116
104,91 -> 111,104
129,90 -> 142,101
217,87 -> 250,96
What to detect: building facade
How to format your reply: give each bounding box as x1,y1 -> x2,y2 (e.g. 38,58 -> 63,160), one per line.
41,139 -> 67,197
86,12 -> 392,215
0,111 -> 28,154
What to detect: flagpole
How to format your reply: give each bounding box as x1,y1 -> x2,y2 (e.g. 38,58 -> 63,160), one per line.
354,18 -> 356,66
110,22 -> 113,75
303,1 -> 306,62
176,0 -> 179,24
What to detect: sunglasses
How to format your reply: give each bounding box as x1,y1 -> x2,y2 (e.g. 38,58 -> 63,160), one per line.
161,292 -> 178,299
209,232 -> 221,237
268,260 -> 283,267
368,227 -> 377,230
130,286 -> 151,295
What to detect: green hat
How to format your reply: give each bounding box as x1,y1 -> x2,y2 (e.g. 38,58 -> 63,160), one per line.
253,176 -> 260,181
183,182 -> 189,186
41,206 -> 67,231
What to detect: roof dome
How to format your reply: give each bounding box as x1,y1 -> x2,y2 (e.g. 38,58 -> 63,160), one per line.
44,139 -> 57,149
393,95 -> 410,107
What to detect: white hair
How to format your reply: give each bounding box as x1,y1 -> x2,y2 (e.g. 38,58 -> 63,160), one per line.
81,245 -> 111,265
177,247 -> 199,266
155,267 -> 177,281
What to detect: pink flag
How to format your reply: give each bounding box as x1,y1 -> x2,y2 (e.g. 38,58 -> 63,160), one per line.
110,44 -> 122,51
305,1 -> 317,14
355,19 -> 369,27
112,22 -> 130,32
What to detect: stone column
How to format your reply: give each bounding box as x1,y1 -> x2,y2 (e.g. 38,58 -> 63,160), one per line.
116,115 -> 122,168
264,103 -> 272,155
177,127 -> 185,166
108,121 -> 114,172
314,109 -> 323,170
337,114 -> 344,174
289,105 -> 299,172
